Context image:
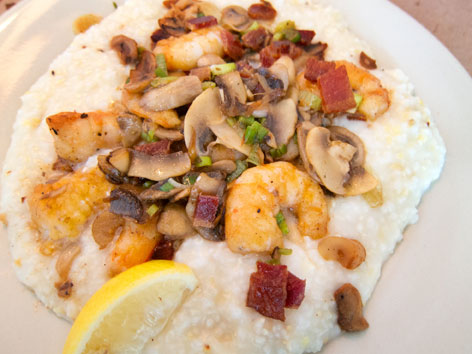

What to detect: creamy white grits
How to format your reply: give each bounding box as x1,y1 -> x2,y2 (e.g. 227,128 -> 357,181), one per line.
0,0 -> 445,353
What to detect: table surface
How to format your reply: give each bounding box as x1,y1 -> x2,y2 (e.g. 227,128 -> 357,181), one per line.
1,0 -> 471,75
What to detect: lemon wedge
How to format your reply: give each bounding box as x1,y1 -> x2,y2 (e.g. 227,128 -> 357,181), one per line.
63,260 -> 198,354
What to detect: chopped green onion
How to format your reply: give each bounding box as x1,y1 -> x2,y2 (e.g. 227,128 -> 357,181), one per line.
267,258 -> 281,265
137,46 -> 145,56
239,116 -> 255,126
183,174 -> 198,185
155,54 -> 168,77
243,21 -> 260,34
197,11 -> 205,17
210,62 -> 236,76
112,1 -> 118,9
201,81 -> 216,90
244,121 -> 268,145
159,182 -> 174,192
150,76 -> 178,87
269,144 -> 287,159
284,28 -> 301,43
299,90 -> 322,111
273,32 -> 284,41
226,160 -> 248,182
246,145 -> 261,166
141,129 -> 157,142
143,180 -> 153,188
274,20 -> 296,33
293,133 -> 298,145
226,117 -> 237,127
347,92 -> 364,113
195,156 -> 212,167
277,247 -> 292,256
275,211 -> 289,235
125,77 -> 130,84
146,204 -> 159,217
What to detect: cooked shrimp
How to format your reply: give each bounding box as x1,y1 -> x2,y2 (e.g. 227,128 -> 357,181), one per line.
108,216 -> 161,276
296,70 -> 321,97
46,111 -> 122,162
28,167 -> 113,241
225,162 -> 329,254
336,60 -> 390,120
153,27 -> 224,71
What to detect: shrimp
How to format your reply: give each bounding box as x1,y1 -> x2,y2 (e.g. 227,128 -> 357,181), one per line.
225,162 -> 329,254
336,60 -> 390,120
153,27 -> 224,71
46,111 -> 122,162
28,167 -> 113,241
108,216 -> 161,276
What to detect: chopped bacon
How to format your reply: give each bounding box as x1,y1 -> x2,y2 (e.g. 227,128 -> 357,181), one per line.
304,42 -> 328,60
304,58 -> 335,82
151,28 -> 171,43
135,140 -> 171,155
359,51 -> 377,70
259,40 -> 303,67
187,15 -> 218,30
152,238 -> 175,260
247,262 -> 288,321
248,1 -> 277,20
236,60 -> 256,78
242,27 -> 272,52
221,30 -> 244,61
193,194 -> 220,228
285,272 -> 306,309
319,65 -> 356,113
298,30 -> 316,46
190,66 -> 212,81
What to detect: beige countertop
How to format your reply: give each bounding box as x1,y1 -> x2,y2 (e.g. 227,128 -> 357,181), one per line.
1,0 -> 471,75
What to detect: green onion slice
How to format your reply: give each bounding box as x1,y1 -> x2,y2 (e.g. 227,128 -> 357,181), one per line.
155,54 -> 168,77
239,116 -> 255,126
243,21 -> 259,34
146,204 -> 159,217
195,156 -> 212,167
112,1 -> 118,9
197,12 -> 205,17
267,258 -> 281,265
299,90 -> 322,111
159,182 -> 174,192
275,211 -> 289,235
244,121 -> 268,145
246,145 -> 261,166
284,28 -> 301,43
150,76 -> 178,87
202,81 -> 216,90
183,174 -> 198,185
226,160 -> 248,183
274,20 -> 296,33
143,180 -> 153,188
273,32 -> 284,41
210,62 -> 236,76
141,129 -> 157,143
269,144 -> 287,159
226,117 -> 237,127
277,247 -> 292,256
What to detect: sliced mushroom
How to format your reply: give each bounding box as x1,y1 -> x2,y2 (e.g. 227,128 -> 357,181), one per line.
202,160 -> 236,174
184,88 -> 252,157
208,143 -> 245,162
125,50 -> 157,93
318,236 -> 366,270
198,1 -> 222,22
221,6 -> 252,32
55,242 -> 81,281
279,137 -> 299,162
140,185 -> 186,201
297,121 -> 320,183
92,211 -> 125,249
110,35 -> 138,65
117,114 -> 142,147
334,283 -> 369,332
269,56 -> 295,91
157,204 -> 195,239
328,126 -> 365,168
306,126 -> 377,195
108,148 -> 131,174
140,76 -> 202,112
197,53 -> 225,67
158,16 -> 187,37
128,150 -> 191,181
109,188 -> 145,222
153,126 -> 184,141
215,71 -> 247,116
265,99 -> 298,147
97,155 -> 125,184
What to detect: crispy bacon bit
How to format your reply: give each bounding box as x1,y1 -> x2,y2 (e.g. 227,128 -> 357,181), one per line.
190,66 -> 212,81
298,30 -> 315,46
151,28 -> 171,43
193,194 -> 220,228
221,30 -> 244,61
285,272 -> 306,309
187,15 -> 218,30
237,60 -> 255,78
319,65 -> 356,113
152,238 -> 175,260
359,51 -> 377,70
242,27 -> 272,52
158,16 -> 187,37
304,58 -> 335,83
334,283 -> 369,332
248,1 -> 277,20
135,140 -> 171,155
304,42 -> 328,60
259,41 -> 303,67
247,262 -> 288,321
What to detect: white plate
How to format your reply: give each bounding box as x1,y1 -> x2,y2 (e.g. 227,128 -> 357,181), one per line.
0,0 -> 471,353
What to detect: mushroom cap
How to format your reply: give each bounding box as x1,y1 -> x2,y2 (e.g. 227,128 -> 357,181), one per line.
220,5 -> 253,32
266,99 -> 298,147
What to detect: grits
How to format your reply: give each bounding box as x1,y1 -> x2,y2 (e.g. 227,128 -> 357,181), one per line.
0,0 -> 445,353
